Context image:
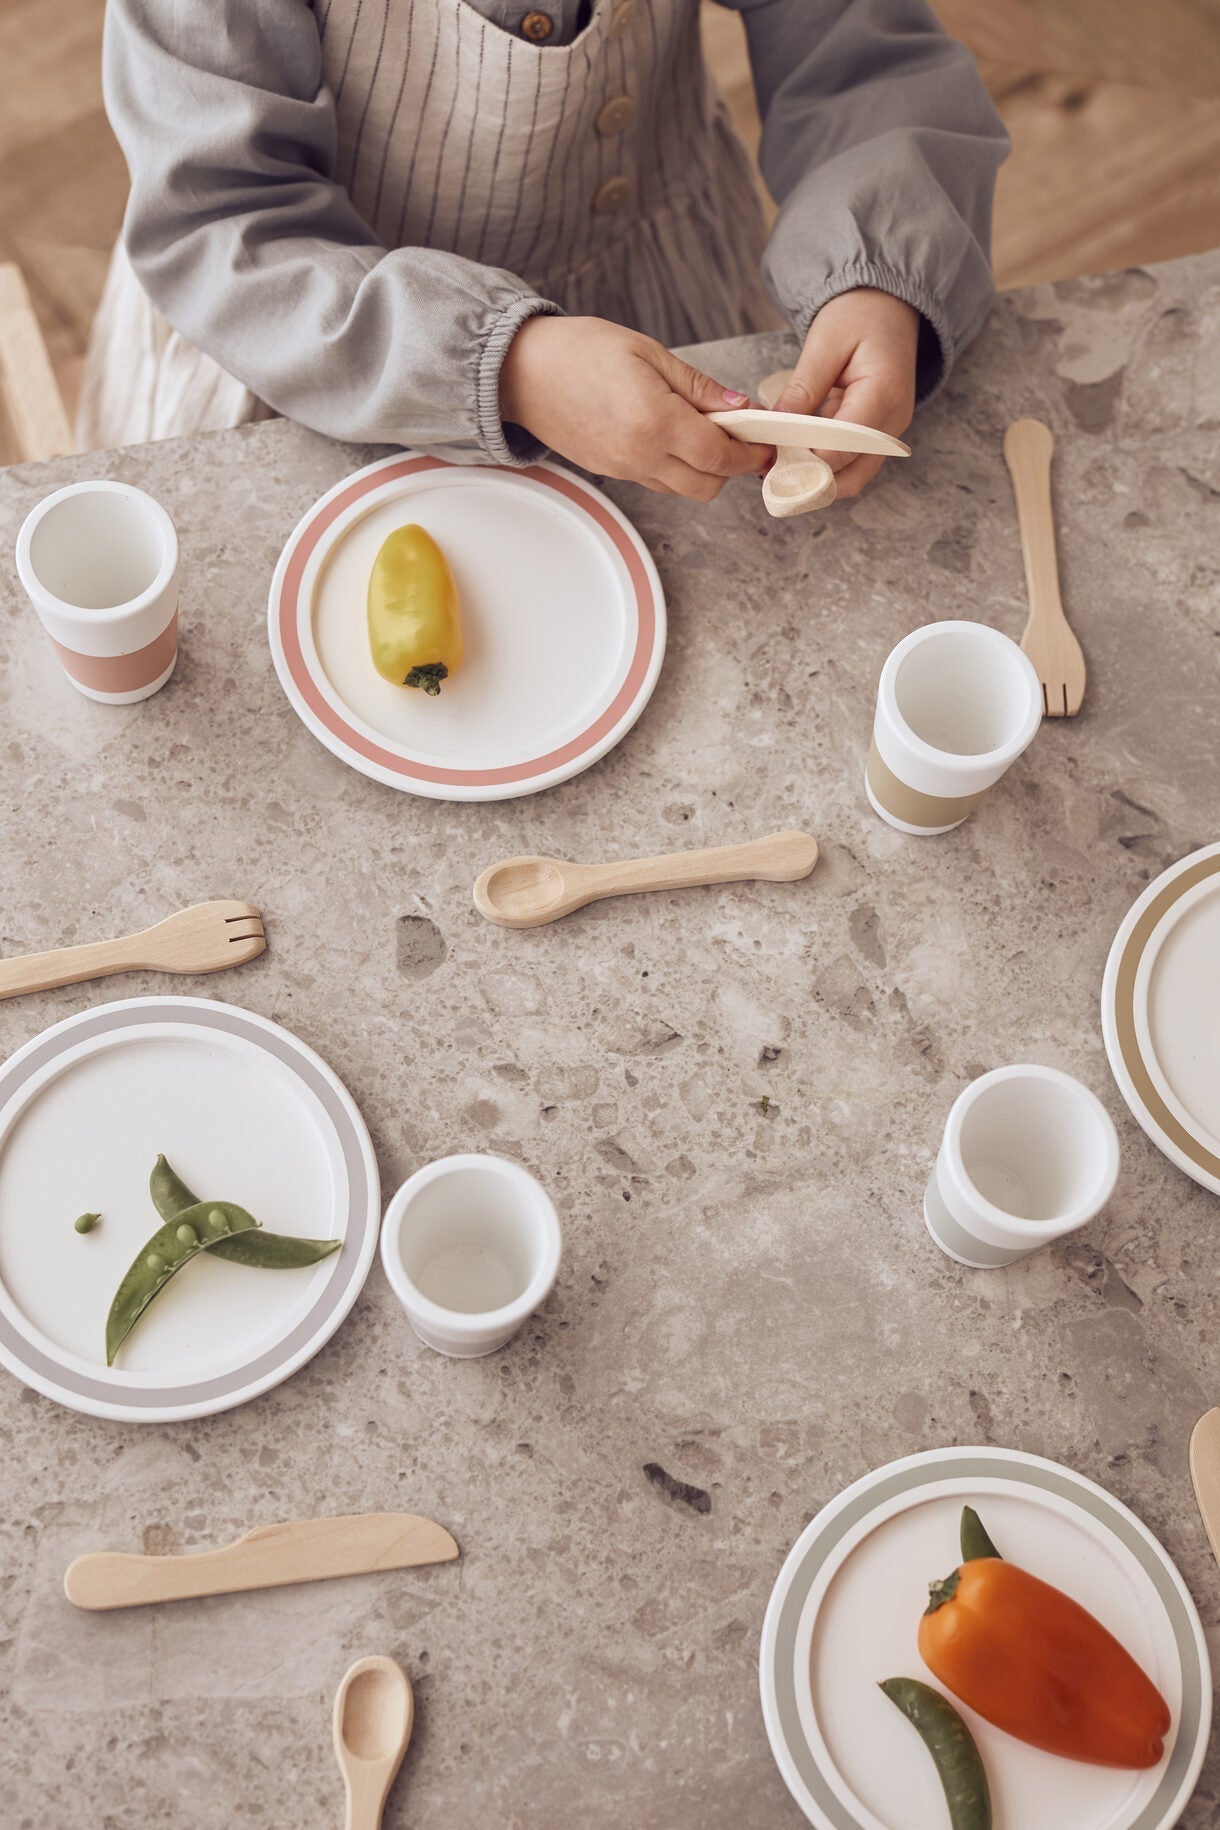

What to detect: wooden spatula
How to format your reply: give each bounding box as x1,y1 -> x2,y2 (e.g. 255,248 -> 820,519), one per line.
1003,418 -> 1086,717
1189,1410 -> 1220,1569
64,1511 -> 459,1610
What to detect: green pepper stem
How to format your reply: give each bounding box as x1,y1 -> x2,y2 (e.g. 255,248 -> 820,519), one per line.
925,1569 -> 961,1615
404,662 -> 448,695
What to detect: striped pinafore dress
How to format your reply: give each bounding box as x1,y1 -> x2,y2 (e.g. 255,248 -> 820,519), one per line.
80,0 -> 779,448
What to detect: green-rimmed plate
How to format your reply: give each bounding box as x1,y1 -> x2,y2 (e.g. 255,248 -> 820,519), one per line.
1103,842 -> 1220,1197
759,1448 -> 1209,1830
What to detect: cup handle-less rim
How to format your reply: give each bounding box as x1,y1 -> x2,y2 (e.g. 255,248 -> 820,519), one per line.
379,1152 -> 562,1337
878,620 -> 1043,775
942,1064 -> 1121,1238
15,481 -> 179,626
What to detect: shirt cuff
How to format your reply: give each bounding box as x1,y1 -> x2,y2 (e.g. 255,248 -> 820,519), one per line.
790,260 -> 955,403
476,293 -> 565,466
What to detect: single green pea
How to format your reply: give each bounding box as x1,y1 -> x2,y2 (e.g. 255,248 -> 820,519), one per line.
208,1207 -> 230,1235
176,1223 -> 198,1247
74,1212 -> 100,1235
146,1252 -> 166,1273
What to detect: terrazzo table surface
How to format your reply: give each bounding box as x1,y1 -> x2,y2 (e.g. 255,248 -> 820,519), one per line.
1,250 -> 1218,1828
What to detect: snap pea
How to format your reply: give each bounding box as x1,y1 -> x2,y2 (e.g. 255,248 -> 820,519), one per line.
149,1154 -> 340,1269
880,1678 -> 991,1830
105,1200 -> 259,1365
74,1212 -> 100,1235
959,1505 -> 1002,1563
206,1230 -> 340,1268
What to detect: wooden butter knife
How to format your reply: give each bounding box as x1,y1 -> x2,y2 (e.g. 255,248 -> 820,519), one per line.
64,1511 -> 459,1611
1189,1410 -> 1220,1569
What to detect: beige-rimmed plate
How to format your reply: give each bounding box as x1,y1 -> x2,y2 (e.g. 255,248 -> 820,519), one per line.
1102,843 -> 1220,1196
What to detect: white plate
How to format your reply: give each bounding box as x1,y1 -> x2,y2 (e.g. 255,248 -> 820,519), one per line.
760,1447 -> 1210,1830
267,453 -> 666,800
0,998 -> 379,1421
1102,842 -> 1220,1195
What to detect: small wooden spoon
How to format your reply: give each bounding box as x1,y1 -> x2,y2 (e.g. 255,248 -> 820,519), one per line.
474,830 -> 818,929
333,1656 -> 414,1830
757,370 -> 836,518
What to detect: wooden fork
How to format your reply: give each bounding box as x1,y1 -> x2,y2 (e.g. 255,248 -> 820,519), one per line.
0,901 -> 266,1001
1003,418 -> 1086,717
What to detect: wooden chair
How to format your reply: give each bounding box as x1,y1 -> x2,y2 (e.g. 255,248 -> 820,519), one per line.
0,263 -> 74,465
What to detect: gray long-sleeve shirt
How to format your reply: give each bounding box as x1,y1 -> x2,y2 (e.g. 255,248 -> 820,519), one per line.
100,0 -> 1007,460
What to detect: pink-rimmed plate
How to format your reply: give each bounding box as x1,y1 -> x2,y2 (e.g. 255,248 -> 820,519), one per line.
268,453 -> 666,801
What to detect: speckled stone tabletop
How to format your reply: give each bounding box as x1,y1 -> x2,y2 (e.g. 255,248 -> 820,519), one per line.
0,250 -> 1218,1829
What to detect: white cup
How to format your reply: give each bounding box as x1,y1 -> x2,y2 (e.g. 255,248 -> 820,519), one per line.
380,1154 -> 561,1357
925,1065 -> 1120,1267
16,481 -> 180,704
866,620 -> 1043,834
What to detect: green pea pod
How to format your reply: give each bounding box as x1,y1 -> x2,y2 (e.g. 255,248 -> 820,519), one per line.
880,1678 -> 992,1830
106,1201 -> 260,1365
149,1155 -> 340,1270
149,1153 -> 197,1221
207,1231 -> 341,1269
959,1505 -> 1002,1562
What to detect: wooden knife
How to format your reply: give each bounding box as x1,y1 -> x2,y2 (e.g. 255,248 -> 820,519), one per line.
1189,1410 -> 1220,1569
64,1511 -> 459,1611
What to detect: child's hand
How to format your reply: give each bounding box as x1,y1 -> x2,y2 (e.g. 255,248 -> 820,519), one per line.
771,290 -> 920,499
499,316 -> 771,500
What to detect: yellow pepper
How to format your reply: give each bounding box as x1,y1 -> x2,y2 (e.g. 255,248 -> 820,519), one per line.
367,524 -> 463,694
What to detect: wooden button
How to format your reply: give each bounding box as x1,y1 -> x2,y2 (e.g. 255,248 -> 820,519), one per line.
592,175 -> 631,216
521,10 -> 553,40
595,95 -> 636,136
607,0 -> 636,38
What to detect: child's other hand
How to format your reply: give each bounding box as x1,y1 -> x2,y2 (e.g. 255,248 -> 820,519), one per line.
499,316 -> 771,500
771,290 -> 919,499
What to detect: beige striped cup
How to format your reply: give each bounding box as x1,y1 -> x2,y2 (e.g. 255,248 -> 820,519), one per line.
16,481 -> 180,704
866,620 -> 1043,835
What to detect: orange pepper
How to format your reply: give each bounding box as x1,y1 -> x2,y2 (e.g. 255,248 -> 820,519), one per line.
918,1556 -> 1170,1768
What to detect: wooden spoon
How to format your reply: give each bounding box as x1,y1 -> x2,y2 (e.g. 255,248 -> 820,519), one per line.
474,830 -> 818,929
757,370 -> 836,518
333,1656 -> 414,1830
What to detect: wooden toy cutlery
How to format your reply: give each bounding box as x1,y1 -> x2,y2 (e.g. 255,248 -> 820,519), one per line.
1189,1410 -> 1220,1571
1003,417 -> 1086,716
756,369 -> 837,518
64,1511 -> 459,1609
709,403 -> 910,459
334,1656 -> 415,1830
0,899 -> 265,1000
474,830 -> 818,929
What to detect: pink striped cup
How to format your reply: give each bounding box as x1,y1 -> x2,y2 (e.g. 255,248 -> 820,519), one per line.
16,481 -> 180,704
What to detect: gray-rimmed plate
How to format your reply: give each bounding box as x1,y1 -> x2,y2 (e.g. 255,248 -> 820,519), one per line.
760,1447 -> 1209,1830
0,997 -> 379,1421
